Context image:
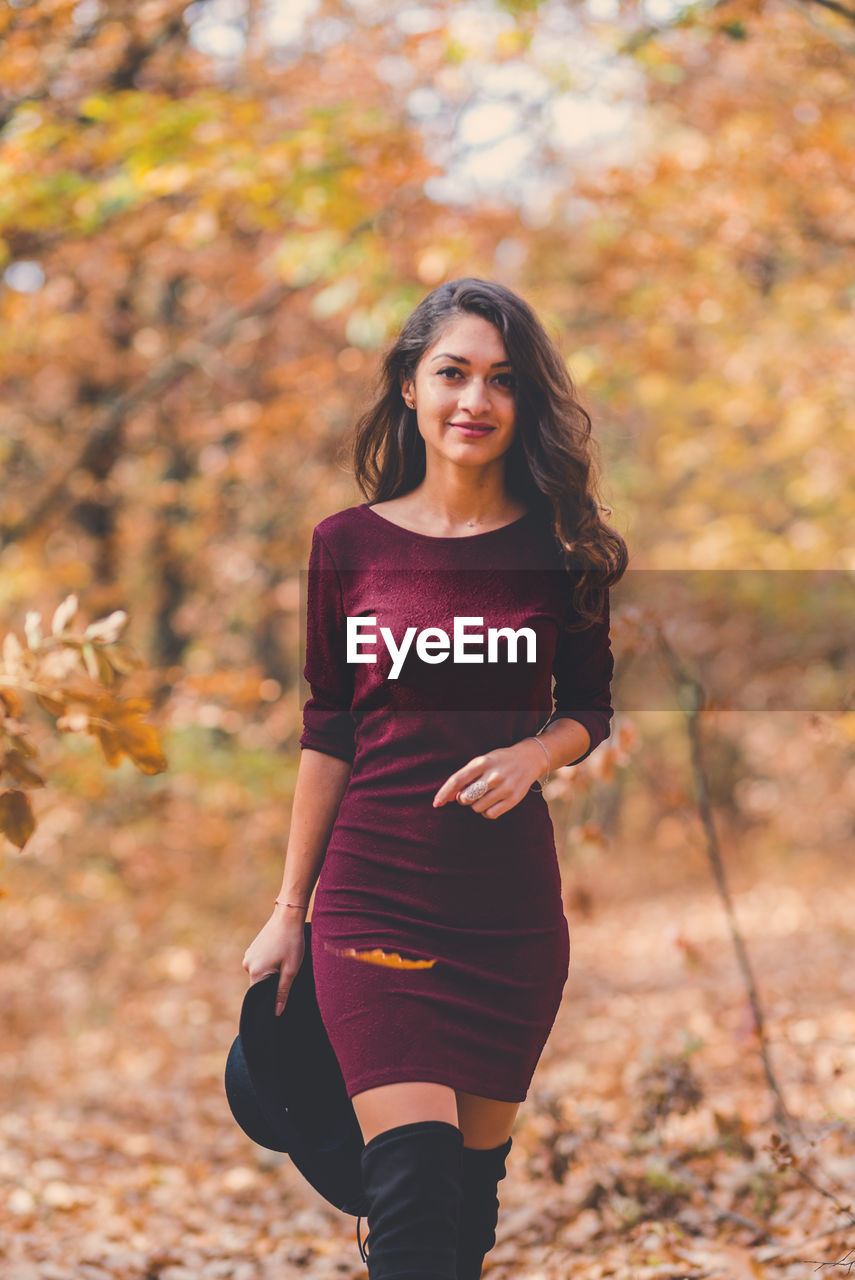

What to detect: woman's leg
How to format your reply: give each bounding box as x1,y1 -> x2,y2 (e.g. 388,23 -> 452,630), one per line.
350,1082 -> 520,1148
352,1081 -> 459,1143
453,1091 -> 521,1280
454,1090 -> 520,1148
352,1083 -> 463,1278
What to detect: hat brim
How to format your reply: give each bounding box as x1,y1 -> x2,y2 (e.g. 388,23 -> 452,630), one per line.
224,922 -> 368,1216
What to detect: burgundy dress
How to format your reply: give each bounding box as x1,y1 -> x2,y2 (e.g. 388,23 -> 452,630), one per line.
299,502 -> 613,1104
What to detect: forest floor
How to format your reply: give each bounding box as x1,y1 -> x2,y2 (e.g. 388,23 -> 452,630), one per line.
1,759 -> 853,1280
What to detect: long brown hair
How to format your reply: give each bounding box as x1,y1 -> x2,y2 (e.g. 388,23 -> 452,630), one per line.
350,278 -> 627,626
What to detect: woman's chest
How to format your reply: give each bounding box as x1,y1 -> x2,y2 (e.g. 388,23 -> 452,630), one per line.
338,566 -> 569,703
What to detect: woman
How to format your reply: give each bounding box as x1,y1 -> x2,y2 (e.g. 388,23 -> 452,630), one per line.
243,278 -> 627,1278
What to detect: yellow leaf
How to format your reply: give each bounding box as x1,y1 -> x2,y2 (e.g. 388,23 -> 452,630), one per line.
94,724 -> 123,768
94,703 -> 168,774
114,719 -> 168,774
95,649 -> 115,685
0,689 -> 23,717
82,643 -> 100,681
326,943 -> 436,969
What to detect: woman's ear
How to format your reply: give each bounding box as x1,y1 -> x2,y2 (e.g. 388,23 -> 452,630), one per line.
400,374 -> 415,410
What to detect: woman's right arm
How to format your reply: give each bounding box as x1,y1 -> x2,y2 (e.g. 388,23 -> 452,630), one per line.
243,525 -> 356,1015
242,747 -> 352,1014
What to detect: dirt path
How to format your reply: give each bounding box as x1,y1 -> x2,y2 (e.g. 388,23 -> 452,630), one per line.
1,834 -> 853,1280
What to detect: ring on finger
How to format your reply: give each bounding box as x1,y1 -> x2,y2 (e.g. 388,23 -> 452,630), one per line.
458,778 -> 489,803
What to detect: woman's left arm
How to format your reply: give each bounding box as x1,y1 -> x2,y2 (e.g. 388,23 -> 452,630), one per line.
433,588 -> 613,818
522,716 -> 592,781
536,586 -> 614,768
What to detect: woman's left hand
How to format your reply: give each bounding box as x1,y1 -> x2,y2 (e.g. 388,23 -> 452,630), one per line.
432,740 -> 546,820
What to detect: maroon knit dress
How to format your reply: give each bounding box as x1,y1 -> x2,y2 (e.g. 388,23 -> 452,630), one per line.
299,502 -> 613,1104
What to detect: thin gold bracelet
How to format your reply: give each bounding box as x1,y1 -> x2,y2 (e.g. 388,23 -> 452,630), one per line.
527,734 -> 552,791
274,899 -> 308,910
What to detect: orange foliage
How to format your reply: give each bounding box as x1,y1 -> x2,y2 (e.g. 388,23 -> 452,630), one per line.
324,942 -> 437,970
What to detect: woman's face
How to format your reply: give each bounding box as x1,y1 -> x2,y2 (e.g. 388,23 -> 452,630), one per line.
401,313 -> 517,469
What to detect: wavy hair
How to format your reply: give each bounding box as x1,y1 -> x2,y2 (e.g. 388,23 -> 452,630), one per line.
350,278 -> 627,626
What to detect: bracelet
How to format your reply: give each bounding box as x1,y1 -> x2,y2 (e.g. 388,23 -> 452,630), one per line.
274,899 -> 308,910
527,734 -> 551,791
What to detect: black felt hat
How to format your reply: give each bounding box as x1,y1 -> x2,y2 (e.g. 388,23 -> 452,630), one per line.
224,920 -> 368,1216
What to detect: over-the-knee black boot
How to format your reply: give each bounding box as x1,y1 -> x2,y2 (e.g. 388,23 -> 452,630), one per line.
358,1119 -> 464,1279
455,1136 -> 512,1280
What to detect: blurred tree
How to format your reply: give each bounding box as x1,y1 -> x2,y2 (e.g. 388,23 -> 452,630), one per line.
1,0 -> 852,775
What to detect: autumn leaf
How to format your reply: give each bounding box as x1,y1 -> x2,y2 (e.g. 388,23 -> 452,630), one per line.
94,700 -> 168,774
0,750 -> 46,789
0,788 -> 36,849
51,595 -> 79,636
103,643 -> 145,676
2,633 -> 26,676
0,688 -> 24,717
24,612 -> 42,651
81,643 -> 116,685
325,942 -> 436,969
83,610 -> 128,644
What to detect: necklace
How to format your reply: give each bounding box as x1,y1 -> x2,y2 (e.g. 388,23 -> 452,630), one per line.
394,500 -> 521,532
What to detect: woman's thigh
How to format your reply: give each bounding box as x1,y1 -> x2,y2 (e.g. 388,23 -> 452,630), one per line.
455,1089 -> 521,1149
351,1081 -> 520,1149
351,1081 -> 458,1145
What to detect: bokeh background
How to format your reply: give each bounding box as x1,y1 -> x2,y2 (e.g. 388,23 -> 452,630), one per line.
1,1 -> 854,1276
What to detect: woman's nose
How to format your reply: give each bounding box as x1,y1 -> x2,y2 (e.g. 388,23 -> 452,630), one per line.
457,378 -> 491,414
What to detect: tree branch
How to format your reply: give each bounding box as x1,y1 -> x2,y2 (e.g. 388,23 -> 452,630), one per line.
799,0 -> 855,24
787,0 -> 855,53
655,624 -> 793,1133
0,278 -> 298,549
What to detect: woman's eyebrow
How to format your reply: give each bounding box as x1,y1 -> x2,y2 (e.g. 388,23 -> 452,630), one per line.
430,353 -> 512,368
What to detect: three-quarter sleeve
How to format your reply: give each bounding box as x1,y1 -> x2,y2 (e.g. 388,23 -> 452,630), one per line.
543,587 -> 614,766
298,528 -> 357,765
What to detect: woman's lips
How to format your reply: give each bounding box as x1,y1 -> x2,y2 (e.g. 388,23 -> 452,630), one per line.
451,423 -> 495,437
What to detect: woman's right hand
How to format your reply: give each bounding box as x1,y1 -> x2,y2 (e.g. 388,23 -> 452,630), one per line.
242,909 -> 306,1016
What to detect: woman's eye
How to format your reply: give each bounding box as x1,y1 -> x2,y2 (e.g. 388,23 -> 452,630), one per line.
436,367 -> 515,389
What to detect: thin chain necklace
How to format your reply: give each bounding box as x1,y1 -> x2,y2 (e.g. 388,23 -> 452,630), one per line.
425,507 -> 518,529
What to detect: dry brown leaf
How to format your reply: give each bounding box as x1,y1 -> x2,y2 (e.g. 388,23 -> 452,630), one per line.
1,750 -> 46,789
0,788 -> 36,848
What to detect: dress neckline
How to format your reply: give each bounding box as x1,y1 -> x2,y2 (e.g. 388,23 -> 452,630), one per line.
359,502 -> 534,542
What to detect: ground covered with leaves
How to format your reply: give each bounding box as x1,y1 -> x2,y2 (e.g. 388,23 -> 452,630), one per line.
1,749 -> 853,1280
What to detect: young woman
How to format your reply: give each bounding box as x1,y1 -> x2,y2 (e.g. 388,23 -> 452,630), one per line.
243,278 -> 628,1278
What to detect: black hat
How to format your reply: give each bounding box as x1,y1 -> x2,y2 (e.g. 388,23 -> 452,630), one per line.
224,920 -> 368,1217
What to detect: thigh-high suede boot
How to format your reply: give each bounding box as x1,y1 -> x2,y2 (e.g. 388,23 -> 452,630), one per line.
455,1136 -> 512,1280
357,1119 -> 464,1280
